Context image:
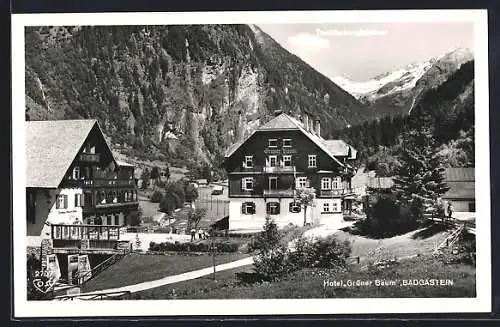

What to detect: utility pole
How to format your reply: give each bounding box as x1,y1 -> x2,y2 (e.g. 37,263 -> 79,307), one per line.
209,229 -> 216,281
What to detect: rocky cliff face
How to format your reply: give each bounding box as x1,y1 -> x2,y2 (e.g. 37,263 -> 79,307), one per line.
25,25 -> 370,166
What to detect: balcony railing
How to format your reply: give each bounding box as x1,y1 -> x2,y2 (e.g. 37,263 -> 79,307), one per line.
51,224 -> 121,241
318,188 -> 355,197
262,166 -> 296,174
263,189 -> 294,197
79,153 -> 100,163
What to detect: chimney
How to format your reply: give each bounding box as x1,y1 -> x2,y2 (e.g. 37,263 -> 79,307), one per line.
274,109 -> 283,116
315,119 -> 321,137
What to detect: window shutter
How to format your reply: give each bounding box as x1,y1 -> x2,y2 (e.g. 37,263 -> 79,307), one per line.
56,196 -> 60,209
241,203 -> 245,214
74,194 -> 78,207
266,202 -> 271,214
81,193 -> 85,206
251,202 -> 255,214
64,195 -> 68,208
276,203 -> 280,214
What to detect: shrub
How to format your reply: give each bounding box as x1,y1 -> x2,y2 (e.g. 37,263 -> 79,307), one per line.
150,190 -> 163,203
148,240 -> 239,253
252,245 -> 294,281
288,236 -> 352,270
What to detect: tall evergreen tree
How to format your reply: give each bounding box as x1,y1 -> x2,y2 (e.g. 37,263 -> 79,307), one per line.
392,107 -> 449,223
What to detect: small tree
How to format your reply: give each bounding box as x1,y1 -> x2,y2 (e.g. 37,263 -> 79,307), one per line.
140,168 -> 151,190
184,183 -> 199,203
150,166 -> 160,185
126,208 -> 143,226
252,215 -> 281,252
187,208 -> 206,230
164,165 -> 171,181
164,181 -> 185,205
295,187 -> 316,226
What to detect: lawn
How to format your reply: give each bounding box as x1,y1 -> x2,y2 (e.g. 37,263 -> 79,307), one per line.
131,254 -> 475,299
333,223 -> 454,265
82,252 -> 250,293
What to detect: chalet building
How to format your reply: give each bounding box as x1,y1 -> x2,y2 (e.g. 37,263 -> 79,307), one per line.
441,167 -> 475,213
222,112 -> 357,229
26,120 -> 139,256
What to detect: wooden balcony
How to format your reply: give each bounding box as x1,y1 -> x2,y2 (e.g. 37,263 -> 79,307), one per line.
51,224 -> 126,254
79,153 -> 100,163
52,224 -> 120,240
263,189 -> 294,197
262,166 -> 296,174
318,188 -> 355,198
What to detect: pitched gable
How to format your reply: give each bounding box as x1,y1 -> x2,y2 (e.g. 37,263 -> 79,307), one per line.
26,119 -> 114,188
224,113 -> 353,168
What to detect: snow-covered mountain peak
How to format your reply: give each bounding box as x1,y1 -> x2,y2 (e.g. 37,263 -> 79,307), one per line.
331,59 -> 433,100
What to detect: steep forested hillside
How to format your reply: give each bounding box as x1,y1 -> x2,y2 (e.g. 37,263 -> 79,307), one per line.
332,60 -> 475,175
25,25 -> 370,168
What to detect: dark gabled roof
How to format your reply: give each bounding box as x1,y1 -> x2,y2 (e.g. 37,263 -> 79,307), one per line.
26,119 -> 112,188
442,181 -> 475,199
224,113 -> 357,167
322,140 -> 357,159
444,167 -> 475,182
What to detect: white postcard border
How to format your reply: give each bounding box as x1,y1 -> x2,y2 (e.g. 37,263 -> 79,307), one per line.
12,9 -> 491,317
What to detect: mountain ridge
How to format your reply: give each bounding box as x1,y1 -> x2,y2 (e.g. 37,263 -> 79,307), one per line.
331,47 -> 474,119
25,24 -> 371,168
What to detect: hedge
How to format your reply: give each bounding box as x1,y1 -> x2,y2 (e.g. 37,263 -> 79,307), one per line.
149,241 -> 239,253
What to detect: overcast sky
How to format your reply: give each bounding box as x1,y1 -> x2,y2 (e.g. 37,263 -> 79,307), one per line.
258,23 -> 474,81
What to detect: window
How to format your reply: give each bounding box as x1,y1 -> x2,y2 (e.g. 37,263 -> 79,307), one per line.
269,177 -> 278,190
114,214 -> 120,225
112,191 -> 118,203
323,203 -> 330,212
268,139 -> 277,148
84,143 -> 95,153
84,167 -> 90,179
332,177 -> 342,189
266,202 -> 280,215
332,202 -> 339,212
289,202 -> 301,213
308,155 -> 317,168
84,192 -> 93,206
321,177 -> 332,190
242,202 -> 256,215
296,177 -> 308,188
283,139 -> 292,147
268,155 -> 277,167
283,155 -> 292,167
244,155 -> 253,168
56,195 -> 68,209
469,202 -> 476,212
74,194 -> 82,207
72,166 -> 80,180
100,191 -> 106,204
242,177 -> 254,191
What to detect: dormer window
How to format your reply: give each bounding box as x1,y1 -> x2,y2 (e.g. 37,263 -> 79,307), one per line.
83,143 -> 96,154
283,139 -> 292,147
308,155 -> 317,168
268,139 -> 277,148
244,155 -> 253,168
